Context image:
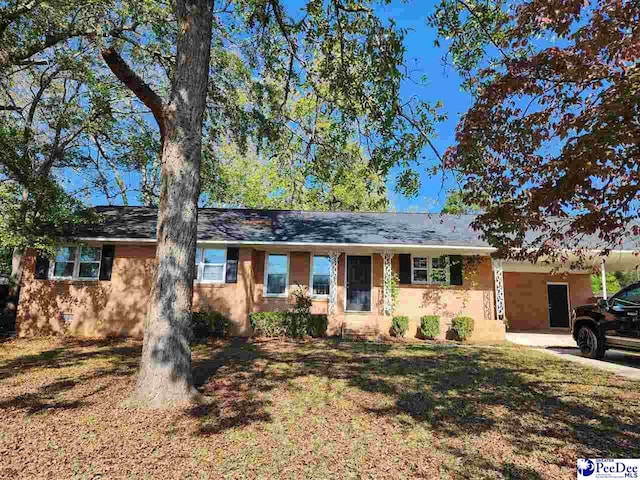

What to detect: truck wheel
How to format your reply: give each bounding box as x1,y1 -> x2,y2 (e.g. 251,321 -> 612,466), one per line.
577,325 -> 605,359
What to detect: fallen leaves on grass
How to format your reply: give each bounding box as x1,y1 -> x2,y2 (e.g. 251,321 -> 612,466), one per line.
1,337 -> 639,479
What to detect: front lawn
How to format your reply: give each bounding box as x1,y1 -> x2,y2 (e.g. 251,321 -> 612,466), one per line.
1,337 -> 639,479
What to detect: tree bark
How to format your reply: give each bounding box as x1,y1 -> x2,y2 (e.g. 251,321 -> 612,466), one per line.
133,0 -> 214,407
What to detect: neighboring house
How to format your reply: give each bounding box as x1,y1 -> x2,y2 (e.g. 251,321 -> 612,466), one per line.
15,207 -> 640,340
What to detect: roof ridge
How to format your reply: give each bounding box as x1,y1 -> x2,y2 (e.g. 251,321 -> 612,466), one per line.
92,205 -> 482,217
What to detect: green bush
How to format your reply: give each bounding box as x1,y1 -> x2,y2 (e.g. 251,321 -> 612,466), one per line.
250,288 -> 329,338
419,315 -> 440,339
288,287 -> 312,338
308,314 -> 328,337
390,315 -> 409,337
250,311 -> 288,337
452,316 -> 475,341
192,311 -> 230,339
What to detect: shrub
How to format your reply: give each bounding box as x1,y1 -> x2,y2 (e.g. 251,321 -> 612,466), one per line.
419,315 -> 440,339
192,311 -> 230,339
308,314 -> 328,337
250,311 -> 287,337
250,288 -> 329,338
452,316 -> 475,341
390,315 -> 409,337
288,286 -> 312,338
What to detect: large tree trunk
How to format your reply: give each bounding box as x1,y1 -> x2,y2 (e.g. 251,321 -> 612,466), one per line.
133,0 -> 214,407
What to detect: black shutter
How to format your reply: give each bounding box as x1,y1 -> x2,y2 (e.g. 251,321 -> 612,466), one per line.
99,245 -> 115,281
225,247 -> 239,283
399,254 -> 411,284
449,255 -> 463,286
34,254 -> 50,280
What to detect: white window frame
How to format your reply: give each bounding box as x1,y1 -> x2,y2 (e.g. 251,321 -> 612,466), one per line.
411,255 -> 430,284
50,245 -> 102,281
264,252 -> 289,298
195,247 -> 227,284
410,255 -> 450,285
309,254 -> 331,299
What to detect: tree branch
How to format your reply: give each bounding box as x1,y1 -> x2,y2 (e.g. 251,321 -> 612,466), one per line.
100,47 -> 167,139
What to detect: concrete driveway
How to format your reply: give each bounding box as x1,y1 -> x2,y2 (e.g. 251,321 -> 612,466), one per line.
506,331 -> 575,347
506,330 -> 640,380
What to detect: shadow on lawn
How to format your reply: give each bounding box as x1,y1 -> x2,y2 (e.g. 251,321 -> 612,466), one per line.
186,339 -> 640,465
4,336 -> 640,470
0,337 -> 140,414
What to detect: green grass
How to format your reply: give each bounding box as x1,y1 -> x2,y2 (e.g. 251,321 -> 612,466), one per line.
1,337 -> 639,479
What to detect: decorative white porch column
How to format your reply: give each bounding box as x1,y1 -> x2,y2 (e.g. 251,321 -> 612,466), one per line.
328,251 -> 341,314
601,258 -> 607,300
492,258 -> 505,320
381,252 -> 394,315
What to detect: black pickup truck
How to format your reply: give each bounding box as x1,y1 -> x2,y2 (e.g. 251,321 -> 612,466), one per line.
571,282 -> 640,359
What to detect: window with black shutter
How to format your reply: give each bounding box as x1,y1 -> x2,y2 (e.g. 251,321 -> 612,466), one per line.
449,255 -> 464,286
34,254 -> 50,280
99,245 -> 115,281
225,247 -> 239,283
398,254 -> 411,284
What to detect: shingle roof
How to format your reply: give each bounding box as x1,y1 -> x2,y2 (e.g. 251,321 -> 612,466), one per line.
72,206 -> 492,247
71,206 -> 639,250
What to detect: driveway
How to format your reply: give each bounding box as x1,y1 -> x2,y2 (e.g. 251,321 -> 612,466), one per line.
506,330 -> 640,380
506,331 -> 575,347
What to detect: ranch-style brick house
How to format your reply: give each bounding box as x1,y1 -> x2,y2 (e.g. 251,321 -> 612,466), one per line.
15,207 -> 640,342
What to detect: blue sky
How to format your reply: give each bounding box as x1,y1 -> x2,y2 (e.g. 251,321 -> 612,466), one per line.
378,1 -> 472,212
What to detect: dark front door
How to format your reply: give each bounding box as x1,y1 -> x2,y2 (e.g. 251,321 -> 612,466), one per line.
548,284 -> 570,328
346,256 -> 371,312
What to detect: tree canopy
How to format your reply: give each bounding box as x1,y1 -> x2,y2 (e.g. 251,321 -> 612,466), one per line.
431,0 -> 640,261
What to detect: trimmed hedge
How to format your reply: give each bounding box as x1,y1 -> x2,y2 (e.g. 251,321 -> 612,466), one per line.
192,311 -> 230,339
452,316 -> 475,341
419,315 -> 440,339
250,311 -> 288,337
390,315 -> 409,337
249,311 -> 329,338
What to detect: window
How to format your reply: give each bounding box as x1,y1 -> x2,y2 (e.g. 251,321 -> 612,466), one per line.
412,256 -> 428,283
411,255 -> 450,284
265,253 -> 288,296
430,256 -> 450,284
51,246 -> 102,280
195,248 -> 226,283
612,286 -> 640,307
78,247 -> 102,279
311,255 -> 331,296
52,247 -> 76,279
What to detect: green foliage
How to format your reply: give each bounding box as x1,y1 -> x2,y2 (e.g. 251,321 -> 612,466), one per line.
441,190 -> 482,215
308,315 -> 329,338
387,271 -> 400,315
249,288 -> 328,339
288,286 -> 313,338
419,315 -> 440,340
0,246 -> 11,277
191,311 -> 230,339
250,311 -> 288,337
202,134 -> 389,212
0,180 -> 96,256
452,317 -> 475,342
592,271 -> 638,297
390,316 -> 409,337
